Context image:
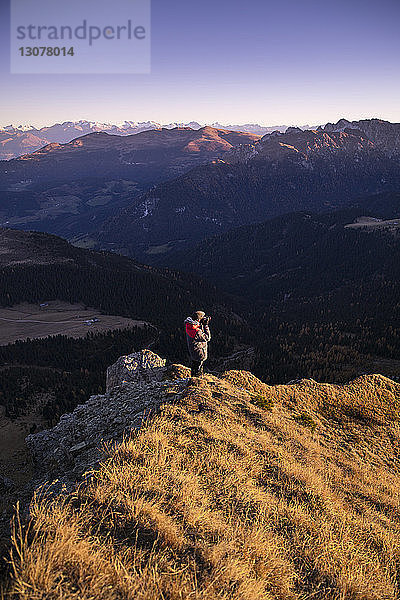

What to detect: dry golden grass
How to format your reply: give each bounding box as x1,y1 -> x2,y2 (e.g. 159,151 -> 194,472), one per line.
3,371 -> 400,599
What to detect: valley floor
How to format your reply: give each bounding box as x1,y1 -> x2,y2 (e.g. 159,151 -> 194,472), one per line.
0,301 -> 148,346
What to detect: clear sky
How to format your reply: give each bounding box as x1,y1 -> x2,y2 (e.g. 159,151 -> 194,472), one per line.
1,0 -> 399,128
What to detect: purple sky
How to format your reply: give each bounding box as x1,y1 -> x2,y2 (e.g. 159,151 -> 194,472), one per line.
1,0 -> 399,127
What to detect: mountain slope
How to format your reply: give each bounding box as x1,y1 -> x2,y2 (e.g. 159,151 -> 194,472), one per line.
98,120 -> 400,260
0,127 -> 260,239
0,131 -> 51,161
0,127 -> 260,186
4,357 -> 400,599
162,192 -> 400,301
0,227 -> 248,351
321,118 -> 400,153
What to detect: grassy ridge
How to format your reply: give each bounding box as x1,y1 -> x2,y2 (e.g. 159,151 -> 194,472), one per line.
3,370 -> 400,599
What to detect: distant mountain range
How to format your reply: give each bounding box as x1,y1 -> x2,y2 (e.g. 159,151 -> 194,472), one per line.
98,119 -> 400,260
0,126 -> 260,184
0,126 -> 259,238
0,120 -> 295,161
1,117 -> 399,254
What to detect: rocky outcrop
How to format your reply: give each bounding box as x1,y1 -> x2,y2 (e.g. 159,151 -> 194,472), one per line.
26,351 -> 190,488
106,349 -> 167,391
322,118 -> 400,154
224,142 -> 260,163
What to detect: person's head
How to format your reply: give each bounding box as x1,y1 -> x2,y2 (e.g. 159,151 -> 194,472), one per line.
193,310 -> 205,322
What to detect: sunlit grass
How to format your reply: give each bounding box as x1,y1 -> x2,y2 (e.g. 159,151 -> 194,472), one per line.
3,371 -> 400,599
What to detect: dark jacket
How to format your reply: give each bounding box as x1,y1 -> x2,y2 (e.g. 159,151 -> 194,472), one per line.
185,317 -> 211,361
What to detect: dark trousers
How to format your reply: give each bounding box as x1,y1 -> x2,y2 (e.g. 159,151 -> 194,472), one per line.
191,359 -> 204,377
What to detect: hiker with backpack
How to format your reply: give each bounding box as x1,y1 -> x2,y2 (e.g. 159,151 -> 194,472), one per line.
184,311 -> 211,377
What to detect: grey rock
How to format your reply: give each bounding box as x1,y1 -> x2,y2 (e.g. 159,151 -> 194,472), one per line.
106,349 -> 166,391
70,441 -> 89,454
26,351 -> 189,487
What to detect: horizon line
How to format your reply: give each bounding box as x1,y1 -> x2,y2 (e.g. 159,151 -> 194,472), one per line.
0,115 -> 395,131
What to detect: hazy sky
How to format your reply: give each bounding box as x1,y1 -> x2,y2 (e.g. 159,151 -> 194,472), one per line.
1,0 -> 399,127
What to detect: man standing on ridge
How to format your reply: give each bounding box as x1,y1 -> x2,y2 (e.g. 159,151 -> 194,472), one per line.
184,311 -> 211,377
